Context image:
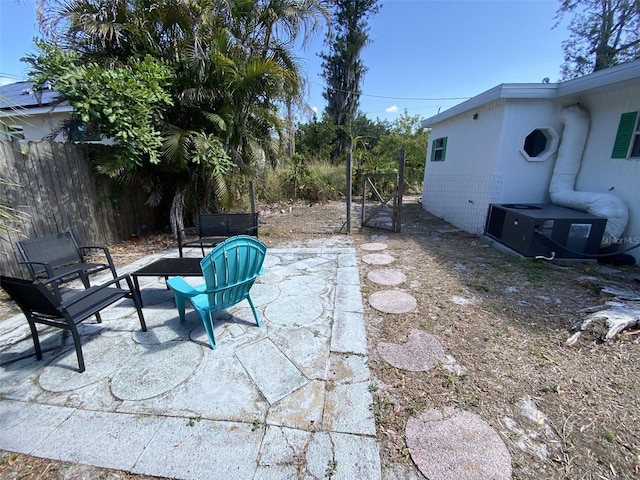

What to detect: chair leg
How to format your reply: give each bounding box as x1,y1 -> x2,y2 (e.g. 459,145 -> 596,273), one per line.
174,294 -> 187,323
27,319 -> 43,361
125,276 -> 146,331
247,295 -> 262,327
69,326 -> 85,373
198,309 -> 217,350
79,272 -> 103,323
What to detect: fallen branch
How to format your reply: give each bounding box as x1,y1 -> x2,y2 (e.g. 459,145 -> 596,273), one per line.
566,283 -> 640,345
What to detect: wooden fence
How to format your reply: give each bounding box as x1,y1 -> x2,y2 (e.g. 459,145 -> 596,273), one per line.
0,140 -> 163,277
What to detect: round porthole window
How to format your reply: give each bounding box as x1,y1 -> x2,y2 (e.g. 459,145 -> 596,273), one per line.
519,127 -> 559,162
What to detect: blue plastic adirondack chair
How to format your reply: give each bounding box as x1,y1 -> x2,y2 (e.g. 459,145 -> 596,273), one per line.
167,235 -> 267,349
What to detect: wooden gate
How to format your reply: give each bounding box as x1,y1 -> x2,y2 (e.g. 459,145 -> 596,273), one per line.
360,150 -> 405,233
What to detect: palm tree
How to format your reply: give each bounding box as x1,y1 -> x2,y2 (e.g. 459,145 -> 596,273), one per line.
33,0 -> 329,232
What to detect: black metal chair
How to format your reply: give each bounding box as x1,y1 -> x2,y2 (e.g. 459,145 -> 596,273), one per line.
16,230 -> 119,288
0,274 -> 146,373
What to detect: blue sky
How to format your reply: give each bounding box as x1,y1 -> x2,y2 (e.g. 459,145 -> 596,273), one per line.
0,0 -> 569,122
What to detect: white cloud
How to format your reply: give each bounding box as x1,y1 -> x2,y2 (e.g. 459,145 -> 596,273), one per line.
385,104 -> 399,113
311,106 -> 318,113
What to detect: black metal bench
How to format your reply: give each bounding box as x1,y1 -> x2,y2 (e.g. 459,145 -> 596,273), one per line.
177,213 -> 259,257
16,231 -> 119,288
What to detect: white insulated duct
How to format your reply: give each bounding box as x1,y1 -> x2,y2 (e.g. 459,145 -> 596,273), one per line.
549,105 -> 629,245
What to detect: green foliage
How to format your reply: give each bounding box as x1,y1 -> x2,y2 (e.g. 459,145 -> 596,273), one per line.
295,116 -> 338,161
320,0 -> 381,159
31,0 -> 330,227
295,112 -> 390,165
294,110 -> 426,197
257,159 -> 344,203
26,42 -> 173,174
371,111 -> 427,192
556,0 -> 640,79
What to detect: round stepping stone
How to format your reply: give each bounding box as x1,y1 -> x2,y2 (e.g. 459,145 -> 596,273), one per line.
111,342 -> 202,400
362,253 -> 394,265
406,408 -> 512,480
368,290 -> 416,314
360,242 -> 388,251
377,330 -> 444,371
367,268 -> 406,286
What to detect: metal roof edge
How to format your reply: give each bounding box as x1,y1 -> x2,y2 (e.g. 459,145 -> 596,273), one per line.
0,104 -> 73,118
557,58 -> 640,97
421,59 -> 640,128
421,83 -> 559,127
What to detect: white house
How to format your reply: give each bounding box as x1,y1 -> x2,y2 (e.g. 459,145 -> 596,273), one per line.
0,81 -> 75,142
421,60 -> 640,263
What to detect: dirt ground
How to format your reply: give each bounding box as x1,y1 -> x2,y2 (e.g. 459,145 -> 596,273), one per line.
1,198 -> 639,479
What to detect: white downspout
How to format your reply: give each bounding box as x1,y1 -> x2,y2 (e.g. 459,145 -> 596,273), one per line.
549,105 -> 629,245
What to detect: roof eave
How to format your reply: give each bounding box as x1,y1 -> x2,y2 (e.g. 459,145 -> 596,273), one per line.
421,59 -> 640,128
0,104 -> 73,118
421,83 -> 559,127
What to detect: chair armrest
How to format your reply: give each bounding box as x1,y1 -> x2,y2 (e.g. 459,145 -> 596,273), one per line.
177,226 -> 197,238
79,245 -> 116,265
51,274 -> 132,308
19,260 -> 58,279
167,276 -> 206,297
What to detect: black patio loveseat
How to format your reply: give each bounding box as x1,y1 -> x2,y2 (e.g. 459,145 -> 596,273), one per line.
177,213 -> 259,257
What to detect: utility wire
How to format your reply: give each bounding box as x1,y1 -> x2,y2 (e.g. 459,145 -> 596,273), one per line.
308,80 -> 471,102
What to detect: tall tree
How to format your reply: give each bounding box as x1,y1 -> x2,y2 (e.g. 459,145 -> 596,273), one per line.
556,0 -> 640,79
320,0 -> 379,161
31,0 -> 328,231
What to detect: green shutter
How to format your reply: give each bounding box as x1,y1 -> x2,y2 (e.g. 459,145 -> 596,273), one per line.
430,137 -> 448,162
611,112 -> 638,158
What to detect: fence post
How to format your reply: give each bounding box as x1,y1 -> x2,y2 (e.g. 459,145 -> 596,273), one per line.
346,152 -> 352,234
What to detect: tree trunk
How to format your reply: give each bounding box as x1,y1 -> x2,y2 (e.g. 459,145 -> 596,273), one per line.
170,187 -> 185,239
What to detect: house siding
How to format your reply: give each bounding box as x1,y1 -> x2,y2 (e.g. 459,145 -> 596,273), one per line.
496,99 -> 560,203
566,82 -> 640,261
422,100 -> 506,233
2,111 -> 70,141
420,61 -> 640,262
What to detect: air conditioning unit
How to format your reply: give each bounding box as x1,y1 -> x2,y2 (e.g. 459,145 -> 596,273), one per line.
485,203 -> 607,258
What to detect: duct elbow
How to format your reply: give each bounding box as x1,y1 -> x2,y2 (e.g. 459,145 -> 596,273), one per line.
550,190 -> 629,243
549,105 -> 629,246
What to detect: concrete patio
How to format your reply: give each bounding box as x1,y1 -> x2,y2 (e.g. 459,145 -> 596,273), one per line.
0,245 -> 381,479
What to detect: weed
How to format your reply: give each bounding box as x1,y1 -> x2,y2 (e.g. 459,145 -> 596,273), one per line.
457,394 -> 481,410
252,418 -> 263,431
471,283 -> 490,292
186,415 -> 201,426
326,459 -> 338,478
527,342 -> 543,356
602,428 -> 616,443
313,330 -> 321,337
521,259 -> 547,283
368,382 -> 379,393
484,303 -> 499,313
442,373 -> 456,388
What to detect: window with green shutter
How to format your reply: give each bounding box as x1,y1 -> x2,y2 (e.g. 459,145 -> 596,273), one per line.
611,111 -> 639,159
430,136 -> 447,161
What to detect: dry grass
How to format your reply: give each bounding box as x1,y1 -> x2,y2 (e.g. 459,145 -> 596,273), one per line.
1,198 -> 639,479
